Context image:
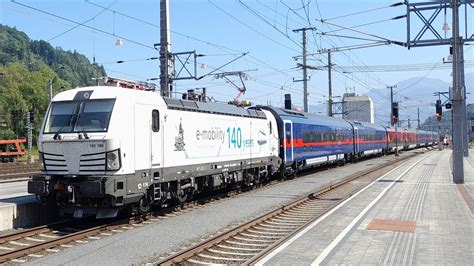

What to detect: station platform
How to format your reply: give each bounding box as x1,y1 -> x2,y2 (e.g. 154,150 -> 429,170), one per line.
0,181 -> 44,231
258,149 -> 474,265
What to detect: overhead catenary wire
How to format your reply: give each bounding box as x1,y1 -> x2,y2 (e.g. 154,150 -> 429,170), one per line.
335,60 -> 474,72
13,0 -> 308,106
11,0 -> 155,50
208,0 -> 300,53
47,1 -> 116,42
323,2 -> 402,22
85,0 -> 328,100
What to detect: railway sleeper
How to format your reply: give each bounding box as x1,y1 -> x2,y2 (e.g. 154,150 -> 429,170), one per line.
246,228 -> 288,236
232,235 -> 276,244
275,213 -> 313,221
186,258 -> 227,265
278,211 -> 318,218
266,219 -> 305,226
216,244 -> 262,252
202,249 -> 254,259
239,232 -> 282,240
196,252 -> 249,262
224,239 -> 269,248
283,209 -> 321,216
207,247 -> 259,257
254,223 -> 294,231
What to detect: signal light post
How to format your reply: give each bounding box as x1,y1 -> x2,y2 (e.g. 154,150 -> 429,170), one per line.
435,99 -> 442,150
26,110 -> 34,164
389,85 -> 399,156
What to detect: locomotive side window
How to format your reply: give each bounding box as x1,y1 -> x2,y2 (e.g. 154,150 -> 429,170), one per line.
152,110 -> 160,132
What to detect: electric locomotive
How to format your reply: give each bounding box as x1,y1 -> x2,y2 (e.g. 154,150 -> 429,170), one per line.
28,85 -> 280,218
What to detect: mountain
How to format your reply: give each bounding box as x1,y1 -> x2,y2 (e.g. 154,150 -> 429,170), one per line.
366,77 -> 452,126
0,24 -> 106,87
0,24 -> 106,141
309,73 -> 473,127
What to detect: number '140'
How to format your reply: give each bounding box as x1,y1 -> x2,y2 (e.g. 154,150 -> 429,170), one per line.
227,127 -> 242,148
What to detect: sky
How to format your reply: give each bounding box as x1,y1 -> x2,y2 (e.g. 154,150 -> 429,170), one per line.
1,0 -> 473,118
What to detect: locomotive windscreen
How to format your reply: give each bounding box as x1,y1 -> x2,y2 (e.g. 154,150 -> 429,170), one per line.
44,99 -> 115,133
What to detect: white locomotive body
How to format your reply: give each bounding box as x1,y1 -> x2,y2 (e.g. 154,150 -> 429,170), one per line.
28,86 -> 280,218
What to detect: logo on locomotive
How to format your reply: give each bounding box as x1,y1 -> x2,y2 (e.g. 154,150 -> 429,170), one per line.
174,119 -> 186,151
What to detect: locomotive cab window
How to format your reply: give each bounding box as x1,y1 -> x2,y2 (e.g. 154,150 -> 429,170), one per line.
152,110 -> 160,132
44,99 -> 115,133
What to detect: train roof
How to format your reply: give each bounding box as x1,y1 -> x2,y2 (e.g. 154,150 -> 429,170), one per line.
257,106 -> 352,128
349,120 -> 386,131
163,98 -> 266,119
52,86 -> 267,119
51,86 -> 165,104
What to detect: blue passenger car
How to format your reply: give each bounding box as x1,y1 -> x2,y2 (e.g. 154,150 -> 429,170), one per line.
348,121 -> 387,157
416,130 -> 433,147
256,107 -> 354,173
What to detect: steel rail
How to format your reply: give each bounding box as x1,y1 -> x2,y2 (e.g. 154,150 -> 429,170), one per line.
0,218 -> 129,263
156,150 -> 425,265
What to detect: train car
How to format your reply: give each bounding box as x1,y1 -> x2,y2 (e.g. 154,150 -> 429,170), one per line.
416,130 -> 433,147
256,106 -> 354,173
28,86 -> 280,218
0,139 -> 26,163
349,121 -> 387,157
383,126 -> 404,153
403,128 -> 417,149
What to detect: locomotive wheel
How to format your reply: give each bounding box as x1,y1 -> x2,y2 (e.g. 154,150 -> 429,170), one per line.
137,195 -> 152,214
176,189 -> 188,204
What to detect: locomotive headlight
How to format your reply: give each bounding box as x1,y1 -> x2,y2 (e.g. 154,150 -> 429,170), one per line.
106,149 -> 121,171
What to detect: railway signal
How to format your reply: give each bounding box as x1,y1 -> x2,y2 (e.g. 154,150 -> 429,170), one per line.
391,102 -> 399,126
435,100 -> 442,121
29,110 -> 35,123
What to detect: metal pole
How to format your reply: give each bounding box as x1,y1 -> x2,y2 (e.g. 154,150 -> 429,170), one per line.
438,119 -> 443,151
302,30 -> 308,112
48,79 -> 53,102
27,112 -> 33,164
390,85 -> 399,156
395,124 -> 399,156
460,44 -> 469,157
293,27 -> 315,113
328,50 -> 333,117
160,0 -> 172,97
451,0 -> 464,183
417,107 -> 420,129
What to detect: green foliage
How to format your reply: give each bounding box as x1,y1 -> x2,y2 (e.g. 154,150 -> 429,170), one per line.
0,24 -> 106,142
0,63 -> 68,142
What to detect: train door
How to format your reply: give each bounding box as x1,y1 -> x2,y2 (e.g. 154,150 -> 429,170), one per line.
150,109 -> 163,175
354,127 -> 360,154
283,120 -> 293,164
134,104 -> 152,172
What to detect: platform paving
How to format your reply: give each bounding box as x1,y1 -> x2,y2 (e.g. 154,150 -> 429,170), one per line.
260,149 -> 474,265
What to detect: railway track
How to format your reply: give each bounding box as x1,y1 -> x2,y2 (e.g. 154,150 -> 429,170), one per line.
0,150 -> 427,264
0,217 -> 139,264
0,162 -> 41,182
155,151 -> 426,265
0,173 -> 294,263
